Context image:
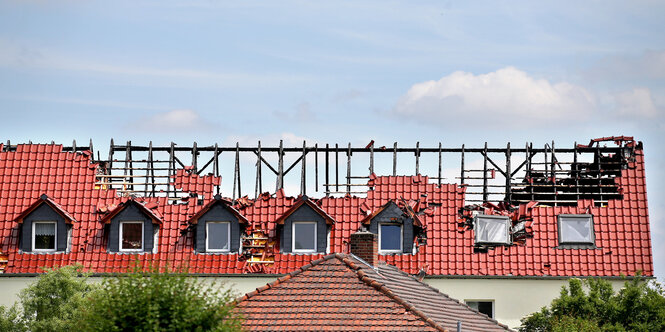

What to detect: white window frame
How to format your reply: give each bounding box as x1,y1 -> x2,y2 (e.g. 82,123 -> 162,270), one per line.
378,223 -> 403,254
32,221 -> 57,252
206,221 -> 231,252
119,221 -> 144,252
474,214 -> 511,245
558,214 -> 595,245
292,221 -> 317,253
464,299 -> 495,318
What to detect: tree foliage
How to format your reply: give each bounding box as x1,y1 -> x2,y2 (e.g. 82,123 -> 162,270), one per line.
77,264 -> 243,332
0,264 -> 94,332
0,264 -> 243,332
520,277 -> 665,332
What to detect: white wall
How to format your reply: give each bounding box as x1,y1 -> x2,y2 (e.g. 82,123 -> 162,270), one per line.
423,277 -> 627,330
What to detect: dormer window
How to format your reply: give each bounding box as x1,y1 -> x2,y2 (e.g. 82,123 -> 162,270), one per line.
119,221 -> 144,252
558,214 -> 594,245
206,221 -> 231,252
276,196 -> 335,254
32,221 -> 57,252
17,195 -> 74,253
361,201 -> 420,254
474,215 -> 510,245
379,224 -> 402,253
101,200 -> 162,253
292,221 -> 317,252
190,195 -> 247,254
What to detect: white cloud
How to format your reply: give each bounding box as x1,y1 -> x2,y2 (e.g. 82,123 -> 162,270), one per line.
393,67 -> 596,127
613,88 -> 661,118
587,50 -> 665,82
130,109 -> 215,132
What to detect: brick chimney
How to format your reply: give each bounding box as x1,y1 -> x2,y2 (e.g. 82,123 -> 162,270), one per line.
350,230 -> 378,266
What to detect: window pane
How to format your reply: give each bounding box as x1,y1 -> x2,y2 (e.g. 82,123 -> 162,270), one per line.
466,301 -> 493,318
380,224 -> 401,251
34,223 -> 56,250
561,217 -> 591,243
293,223 -> 316,250
208,222 -> 230,250
477,217 -> 508,243
121,223 -> 143,250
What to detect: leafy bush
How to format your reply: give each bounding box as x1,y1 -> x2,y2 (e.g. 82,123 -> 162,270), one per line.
77,264 -> 243,332
520,276 -> 665,332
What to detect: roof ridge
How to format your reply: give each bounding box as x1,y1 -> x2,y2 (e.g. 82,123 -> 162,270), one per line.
379,264 -> 512,330
343,256 -> 447,332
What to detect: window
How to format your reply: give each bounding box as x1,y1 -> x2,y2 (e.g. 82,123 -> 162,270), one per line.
292,221 -> 317,252
465,300 -> 494,318
206,222 -> 230,252
32,221 -> 56,251
119,221 -> 143,251
474,215 -> 510,244
558,214 -> 594,244
379,224 -> 402,253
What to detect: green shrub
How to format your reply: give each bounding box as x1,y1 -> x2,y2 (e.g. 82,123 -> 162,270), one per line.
77,264 -> 243,332
520,276 -> 665,332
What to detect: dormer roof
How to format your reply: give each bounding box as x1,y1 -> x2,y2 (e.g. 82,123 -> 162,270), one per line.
14,194 -> 76,224
99,199 -> 163,225
189,194 -> 248,224
275,195 -> 335,225
360,200 -> 422,227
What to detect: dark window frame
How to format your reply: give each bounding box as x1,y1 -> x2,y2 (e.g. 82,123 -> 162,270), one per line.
465,300 -> 495,318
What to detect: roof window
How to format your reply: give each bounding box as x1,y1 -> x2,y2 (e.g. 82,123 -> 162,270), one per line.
379,223 -> 402,253
32,221 -> 57,252
292,221 -> 317,253
558,214 -> 595,245
474,215 -> 510,245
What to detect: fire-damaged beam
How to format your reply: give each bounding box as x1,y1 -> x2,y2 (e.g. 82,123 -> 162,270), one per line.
3,137 -> 638,207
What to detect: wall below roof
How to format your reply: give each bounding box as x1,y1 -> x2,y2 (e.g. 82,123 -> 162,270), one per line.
0,275 -> 277,309
423,278 -> 627,330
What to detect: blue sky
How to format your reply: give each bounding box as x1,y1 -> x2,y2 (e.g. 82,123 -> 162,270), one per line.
0,1 -> 663,281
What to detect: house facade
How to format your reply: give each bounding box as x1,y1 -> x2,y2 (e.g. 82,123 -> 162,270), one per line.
0,137 -> 653,329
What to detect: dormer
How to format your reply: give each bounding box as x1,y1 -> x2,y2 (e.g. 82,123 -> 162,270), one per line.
100,200 -> 162,253
276,196 -> 335,254
360,201 -> 420,254
16,194 -> 75,253
190,195 -> 248,253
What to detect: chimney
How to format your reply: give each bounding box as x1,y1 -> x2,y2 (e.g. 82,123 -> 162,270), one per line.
350,230 -> 378,266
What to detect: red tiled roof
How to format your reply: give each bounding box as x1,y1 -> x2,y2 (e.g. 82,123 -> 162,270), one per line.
236,254 -> 447,332
0,142 -> 654,277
